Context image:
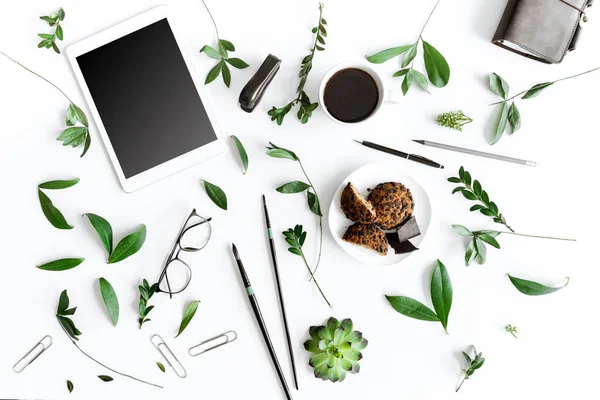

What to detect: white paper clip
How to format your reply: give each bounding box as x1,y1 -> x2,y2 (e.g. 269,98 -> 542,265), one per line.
188,331 -> 237,357
13,335 -> 53,373
150,334 -> 187,378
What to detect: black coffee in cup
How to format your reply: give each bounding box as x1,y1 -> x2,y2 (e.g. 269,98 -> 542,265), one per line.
323,68 -> 379,123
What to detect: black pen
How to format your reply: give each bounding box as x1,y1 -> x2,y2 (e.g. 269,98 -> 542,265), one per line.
231,244 -> 293,400
354,140 -> 444,169
263,195 -> 299,390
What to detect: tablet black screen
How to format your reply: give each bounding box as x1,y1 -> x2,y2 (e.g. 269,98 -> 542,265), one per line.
76,18 -> 217,178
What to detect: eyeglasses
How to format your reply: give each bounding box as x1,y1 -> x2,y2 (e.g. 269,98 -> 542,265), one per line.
156,209 -> 212,298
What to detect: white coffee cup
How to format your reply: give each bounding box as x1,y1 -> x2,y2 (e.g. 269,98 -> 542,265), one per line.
319,62 -> 398,125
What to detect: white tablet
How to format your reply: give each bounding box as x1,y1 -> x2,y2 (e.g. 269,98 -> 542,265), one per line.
67,5 -> 225,193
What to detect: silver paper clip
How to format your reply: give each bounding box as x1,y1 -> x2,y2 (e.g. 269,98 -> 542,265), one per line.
188,331 -> 237,357
13,335 -> 53,373
150,334 -> 187,378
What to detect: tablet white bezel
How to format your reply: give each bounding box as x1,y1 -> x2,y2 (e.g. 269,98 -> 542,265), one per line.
67,5 -> 225,193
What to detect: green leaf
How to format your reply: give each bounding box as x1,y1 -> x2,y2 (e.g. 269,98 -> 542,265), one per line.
265,148 -> 297,161
477,233 -> 500,249
99,278 -> 119,326
98,375 -> 113,382
83,213 -> 113,254
38,33 -> 53,39
316,45 -> 325,51
430,260 -> 452,333
461,190 -> 477,201
39,178 -> 80,190
57,127 -> 87,147
219,39 -> 235,51
203,180 -> 228,210
288,247 -> 302,256
217,40 -> 228,58
175,300 -> 201,338
508,102 -> 521,133
465,238 -> 477,266
491,102 -> 509,145
401,44 -> 418,68
205,61 -> 222,84
307,191 -> 322,216
52,43 -> 60,54
58,315 -> 81,340
157,362 -> 166,372
522,82 -> 553,99
66,380 -> 73,393
226,58 -> 249,69
108,225 -> 147,264
489,73 -> 509,99
366,45 -> 413,64
81,132 -> 91,158
316,35 -> 326,45
276,181 -> 310,193
38,189 -> 72,229
507,275 -> 569,296
452,225 -> 472,236
200,45 -> 221,60
66,103 -> 89,127
58,8 -> 65,21
392,68 -> 409,77
40,16 -> 55,24
221,62 -> 231,87
401,70 -> 413,96
422,40 -> 450,88
413,70 -> 429,93
385,295 -> 440,322
447,177 -> 462,183
37,258 -> 84,271
57,290 -> 69,314
56,25 -> 63,41
230,135 -> 248,174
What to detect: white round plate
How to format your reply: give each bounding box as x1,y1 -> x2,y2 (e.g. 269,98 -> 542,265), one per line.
328,163 -> 432,266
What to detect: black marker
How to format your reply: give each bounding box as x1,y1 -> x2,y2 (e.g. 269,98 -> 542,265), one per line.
355,140 -> 444,169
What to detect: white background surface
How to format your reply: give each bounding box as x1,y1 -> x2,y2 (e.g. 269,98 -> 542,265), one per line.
1,0 -> 598,399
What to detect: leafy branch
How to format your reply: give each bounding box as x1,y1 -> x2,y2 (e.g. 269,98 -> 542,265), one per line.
268,3 -> 326,125
488,67 -> 600,144
452,225 -> 575,266
437,110 -> 472,131
283,225 -> 331,308
456,345 -> 485,392
366,0 -> 450,95
505,325 -> 518,338
266,142 -> 323,277
0,51 -> 91,156
38,8 -> 65,54
448,166 -> 513,232
138,279 -> 158,329
55,290 -> 162,388
199,0 -> 248,87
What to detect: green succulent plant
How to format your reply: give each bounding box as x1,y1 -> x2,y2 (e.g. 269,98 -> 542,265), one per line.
304,317 -> 367,383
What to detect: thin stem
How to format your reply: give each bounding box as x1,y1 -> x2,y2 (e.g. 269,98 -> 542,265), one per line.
499,231 -> 576,241
293,2 -> 324,104
456,376 -> 466,392
200,0 -> 220,41
489,66 -> 600,105
298,158 -> 323,277
0,50 -> 73,104
298,246 -> 332,309
57,318 -> 163,388
417,0 -> 442,40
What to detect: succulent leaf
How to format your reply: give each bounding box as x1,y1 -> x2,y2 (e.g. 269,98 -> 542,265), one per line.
305,317 -> 367,383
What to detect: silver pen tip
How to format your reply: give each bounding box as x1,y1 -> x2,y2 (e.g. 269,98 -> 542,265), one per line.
353,140 -> 362,144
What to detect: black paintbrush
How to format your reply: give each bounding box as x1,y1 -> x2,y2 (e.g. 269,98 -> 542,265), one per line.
231,244 -> 293,400
263,195 -> 298,390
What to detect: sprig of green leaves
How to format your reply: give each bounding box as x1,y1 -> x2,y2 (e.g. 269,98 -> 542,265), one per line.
0,51 -> 92,156
456,345 -> 485,392
452,225 -> 500,266
366,0 -> 449,95
385,260 -> 453,333
268,3 -> 326,125
199,1 -> 248,87
448,166 -> 514,232
488,67 -> 600,144
266,142 -> 324,276
283,225 -> 331,308
56,290 -> 82,341
38,178 -> 79,230
38,8 -> 65,54
138,279 -> 158,329
83,214 -> 146,263
505,324 -> 518,338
